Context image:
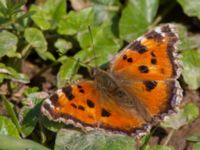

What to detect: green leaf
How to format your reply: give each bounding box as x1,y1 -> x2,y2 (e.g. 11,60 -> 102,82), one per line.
91,0 -> 120,5
30,0 -> 66,30
1,96 -> 22,135
21,101 -> 43,137
41,116 -> 64,132
177,0 -> 200,20
21,91 -> 48,106
0,30 -> 19,58
24,27 -> 48,60
161,103 -> 199,129
57,57 -> 80,88
176,24 -> 200,51
183,103 -> 199,123
181,50 -> 200,89
149,145 -> 174,150
187,136 -> 200,142
77,30 -> 93,49
42,51 -> 56,61
76,22 -> 123,65
119,0 -> 159,41
54,39 -> 72,54
23,87 -> 39,97
58,7 -> 94,35
0,63 -> 29,84
0,116 -> 20,138
0,0 -> 25,19
193,142 -> 200,150
91,0 -> 120,25
54,129 -> 136,150
20,91 -> 48,137
0,135 -> 49,150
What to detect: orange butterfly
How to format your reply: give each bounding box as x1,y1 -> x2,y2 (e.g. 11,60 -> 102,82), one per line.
41,24 -> 183,137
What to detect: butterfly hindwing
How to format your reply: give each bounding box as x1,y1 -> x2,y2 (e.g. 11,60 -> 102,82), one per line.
122,80 -> 182,119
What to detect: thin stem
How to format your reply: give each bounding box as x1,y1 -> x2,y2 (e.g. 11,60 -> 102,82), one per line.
88,26 -> 97,67
163,129 -> 175,146
21,44 -> 31,59
69,58 -> 80,82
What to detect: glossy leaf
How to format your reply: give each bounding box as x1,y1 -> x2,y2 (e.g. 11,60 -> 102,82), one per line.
176,24 -> 200,52
55,39 -> 72,54
183,103 -> 199,123
1,96 -> 22,135
41,116 -> 65,132
58,7 -> 94,35
161,103 -> 199,129
91,0 -> 120,25
181,50 -> 200,89
193,142 -> 200,150
177,0 -> 200,19
76,22 -> 123,65
24,28 -> 48,60
30,0 -> 66,30
0,63 -> 29,84
0,116 -> 20,138
21,101 -> 43,137
187,136 -> 200,142
0,30 -> 19,58
57,57 -> 80,88
54,129 -> 136,150
119,0 -> 159,41
0,135 -> 49,150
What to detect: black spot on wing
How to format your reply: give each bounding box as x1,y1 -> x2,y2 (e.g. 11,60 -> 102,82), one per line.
127,58 -> 133,63
151,58 -> 157,64
78,105 -> 85,111
62,86 -> 75,100
127,41 -> 147,54
143,81 -> 157,91
138,65 -> 149,73
122,55 -> 133,63
101,108 -> 111,117
77,85 -> 82,89
79,89 -> 85,93
123,55 -> 127,60
71,103 -> 77,109
87,99 -> 95,108
145,30 -> 163,42
151,52 -> 156,57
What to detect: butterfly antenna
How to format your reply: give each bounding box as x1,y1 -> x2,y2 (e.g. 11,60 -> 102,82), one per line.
88,26 -> 97,67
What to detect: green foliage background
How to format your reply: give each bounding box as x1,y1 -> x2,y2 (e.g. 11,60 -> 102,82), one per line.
0,0 -> 200,149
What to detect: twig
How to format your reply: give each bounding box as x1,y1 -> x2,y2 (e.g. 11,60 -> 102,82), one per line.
163,129 -> 175,146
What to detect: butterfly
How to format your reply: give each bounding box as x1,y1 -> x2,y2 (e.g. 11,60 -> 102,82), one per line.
41,24 -> 183,137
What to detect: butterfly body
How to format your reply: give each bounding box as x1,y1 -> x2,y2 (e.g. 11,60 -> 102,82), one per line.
41,24 -> 183,137
94,68 -> 152,122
